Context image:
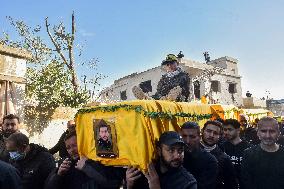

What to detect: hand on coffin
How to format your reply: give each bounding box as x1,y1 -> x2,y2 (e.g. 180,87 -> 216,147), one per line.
75,156 -> 88,170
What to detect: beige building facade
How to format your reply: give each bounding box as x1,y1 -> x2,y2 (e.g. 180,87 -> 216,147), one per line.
100,55 -> 243,106
0,44 -> 31,121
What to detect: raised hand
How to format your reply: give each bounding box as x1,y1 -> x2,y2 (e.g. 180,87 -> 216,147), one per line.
126,166 -> 142,189
58,158 -> 72,176
144,163 -> 161,189
75,156 -> 87,170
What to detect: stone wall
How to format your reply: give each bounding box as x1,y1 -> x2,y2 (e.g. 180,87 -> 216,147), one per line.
28,106 -> 78,149
243,97 -> 267,108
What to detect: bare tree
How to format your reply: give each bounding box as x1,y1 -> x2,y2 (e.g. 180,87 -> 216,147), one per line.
45,12 -> 79,93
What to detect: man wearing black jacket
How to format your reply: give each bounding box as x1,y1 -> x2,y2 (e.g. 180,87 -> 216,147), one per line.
6,132 -> 56,189
49,120 -> 76,159
0,160 -> 22,189
180,121 -> 218,189
201,120 -> 238,189
45,131 -> 124,189
125,131 -> 197,189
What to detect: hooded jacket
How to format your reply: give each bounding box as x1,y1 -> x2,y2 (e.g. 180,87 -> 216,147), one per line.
10,143 -> 56,189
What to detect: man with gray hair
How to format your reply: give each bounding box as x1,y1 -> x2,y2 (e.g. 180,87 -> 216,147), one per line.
241,117 -> 284,189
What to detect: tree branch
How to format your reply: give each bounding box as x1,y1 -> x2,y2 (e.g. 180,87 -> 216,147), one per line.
67,12 -> 79,93
45,17 -> 69,67
68,12 -> 75,69
71,11 -> 75,42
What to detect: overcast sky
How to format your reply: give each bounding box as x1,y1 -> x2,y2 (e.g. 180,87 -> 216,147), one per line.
1,0 -> 283,99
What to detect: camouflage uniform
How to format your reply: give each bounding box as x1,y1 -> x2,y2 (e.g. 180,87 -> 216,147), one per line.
152,67 -> 190,102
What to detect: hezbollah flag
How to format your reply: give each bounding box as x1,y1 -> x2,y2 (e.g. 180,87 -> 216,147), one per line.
75,100 -> 212,171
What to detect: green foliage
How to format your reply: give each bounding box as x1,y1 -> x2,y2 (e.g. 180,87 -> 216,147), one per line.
0,16 -> 52,63
76,104 -> 212,121
1,14 -> 104,134
26,60 -> 89,109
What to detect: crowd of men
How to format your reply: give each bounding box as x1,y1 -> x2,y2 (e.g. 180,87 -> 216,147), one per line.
0,113 -> 284,189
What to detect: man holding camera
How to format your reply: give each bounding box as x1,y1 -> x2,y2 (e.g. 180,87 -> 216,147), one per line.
45,131 -> 124,189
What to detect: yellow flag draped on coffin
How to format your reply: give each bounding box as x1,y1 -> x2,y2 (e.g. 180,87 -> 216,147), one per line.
211,104 -> 239,120
240,108 -> 270,122
75,100 -> 212,171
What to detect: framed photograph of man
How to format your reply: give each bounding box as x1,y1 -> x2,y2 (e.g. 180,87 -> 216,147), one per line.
93,118 -> 118,158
